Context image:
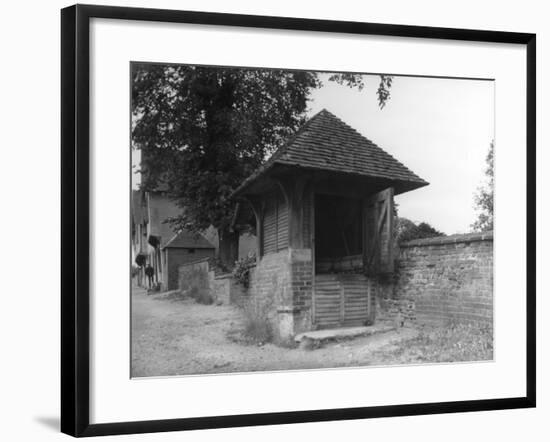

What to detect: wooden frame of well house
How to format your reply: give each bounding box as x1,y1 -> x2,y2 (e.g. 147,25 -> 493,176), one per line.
232,109 -> 428,342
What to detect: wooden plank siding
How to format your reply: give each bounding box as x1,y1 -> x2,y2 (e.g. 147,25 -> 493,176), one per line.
314,273 -> 373,328
261,190 -> 289,255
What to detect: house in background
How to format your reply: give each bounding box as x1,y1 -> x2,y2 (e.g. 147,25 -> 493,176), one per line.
132,189 -> 215,290
161,230 -> 215,290
201,224 -> 257,261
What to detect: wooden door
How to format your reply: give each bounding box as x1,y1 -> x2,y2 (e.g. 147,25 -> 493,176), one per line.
314,273 -> 372,328
363,187 -> 395,275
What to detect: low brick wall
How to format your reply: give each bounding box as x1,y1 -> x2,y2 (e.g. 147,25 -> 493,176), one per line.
247,250 -> 291,340
244,248 -> 313,341
178,258 -> 247,305
213,273 -> 247,305
178,258 -> 214,302
394,232 -> 493,324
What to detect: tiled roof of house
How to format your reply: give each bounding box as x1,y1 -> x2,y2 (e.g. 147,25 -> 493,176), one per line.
162,230 -> 215,249
233,109 -> 428,196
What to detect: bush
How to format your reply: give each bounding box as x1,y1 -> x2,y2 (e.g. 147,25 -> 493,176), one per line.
396,217 -> 445,243
232,255 -> 256,288
135,253 -> 146,267
241,299 -> 273,344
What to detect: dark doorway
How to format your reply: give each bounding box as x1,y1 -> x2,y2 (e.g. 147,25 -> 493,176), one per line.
314,193 -> 363,271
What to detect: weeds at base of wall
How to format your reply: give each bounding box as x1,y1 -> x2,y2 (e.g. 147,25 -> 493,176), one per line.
233,299 -> 274,345
243,301 -> 273,344
424,321 -> 493,362
370,320 -> 493,364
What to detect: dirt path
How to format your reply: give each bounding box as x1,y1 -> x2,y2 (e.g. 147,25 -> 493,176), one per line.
131,287 -> 420,377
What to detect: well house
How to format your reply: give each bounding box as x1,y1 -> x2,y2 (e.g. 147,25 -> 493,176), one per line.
232,109 -> 428,341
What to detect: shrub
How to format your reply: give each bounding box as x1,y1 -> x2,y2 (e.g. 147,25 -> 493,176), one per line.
241,299 -> 273,344
396,217 -> 445,243
135,253 -> 146,267
232,255 -> 256,288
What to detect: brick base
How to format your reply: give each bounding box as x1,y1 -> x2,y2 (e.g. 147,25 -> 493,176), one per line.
247,248 -> 313,341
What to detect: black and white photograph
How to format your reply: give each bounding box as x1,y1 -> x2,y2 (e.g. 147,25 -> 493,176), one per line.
0,0 -> 543,439
130,64 -> 494,377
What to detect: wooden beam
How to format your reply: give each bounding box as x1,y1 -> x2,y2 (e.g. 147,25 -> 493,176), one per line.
245,196 -> 265,261
275,175 -> 309,249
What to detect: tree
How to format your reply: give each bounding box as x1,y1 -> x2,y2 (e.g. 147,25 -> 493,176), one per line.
472,141 -> 494,232
396,217 -> 445,243
132,64 -> 392,268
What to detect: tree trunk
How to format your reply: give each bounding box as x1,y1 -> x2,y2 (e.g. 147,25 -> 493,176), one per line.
218,228 -> 239,270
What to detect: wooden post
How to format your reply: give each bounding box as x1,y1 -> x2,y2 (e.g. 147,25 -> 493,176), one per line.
245,196 -> 265,263
276,175 -> 308,249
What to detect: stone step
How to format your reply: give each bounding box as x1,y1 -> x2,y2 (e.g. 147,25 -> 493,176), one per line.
294,324 -> 395,343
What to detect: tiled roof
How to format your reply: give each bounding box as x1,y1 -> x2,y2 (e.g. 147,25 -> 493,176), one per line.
162,230 -> 215,249
233,109 -> 428,196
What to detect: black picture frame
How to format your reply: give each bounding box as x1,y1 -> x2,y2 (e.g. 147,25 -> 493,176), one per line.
61,3 -> 536,437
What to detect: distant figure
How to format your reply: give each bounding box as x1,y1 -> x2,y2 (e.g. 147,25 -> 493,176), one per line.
144,265 -> 154,289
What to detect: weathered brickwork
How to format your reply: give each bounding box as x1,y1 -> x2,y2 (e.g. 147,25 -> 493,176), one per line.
246,248 -> 313,341
289,249 -> 314,333
178,258 -> 213,300
213,273 -> 248,305
247,250 -> 291,341
178,259 -> 246,305
394,232 -> 493,324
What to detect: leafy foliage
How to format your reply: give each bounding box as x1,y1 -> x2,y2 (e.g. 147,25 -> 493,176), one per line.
328,74 -> 393,108
232,255 -> 256,288
472,141 -> 494,232
135,253 -> 146,267
132,64 -> 393,265
396,217 -> 445,243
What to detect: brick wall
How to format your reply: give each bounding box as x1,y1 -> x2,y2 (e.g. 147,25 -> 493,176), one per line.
177,258 -> 215,302
245,248 -> 313,341
393,232 -> 493,324
213,273 -> 248,305
248,249 -> 291,315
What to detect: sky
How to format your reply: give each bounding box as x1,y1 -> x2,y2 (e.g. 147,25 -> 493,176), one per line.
133,72 -> 494,235
307,73 -> 494,234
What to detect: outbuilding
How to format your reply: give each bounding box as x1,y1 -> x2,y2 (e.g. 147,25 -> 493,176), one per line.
232,109 -> 428,341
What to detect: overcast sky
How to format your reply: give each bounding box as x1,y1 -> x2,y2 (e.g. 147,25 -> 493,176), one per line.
308,73 -> 494,234
133,72 -> 494,234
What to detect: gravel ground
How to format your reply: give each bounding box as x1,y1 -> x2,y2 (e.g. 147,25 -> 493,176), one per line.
131,286 -> 489,378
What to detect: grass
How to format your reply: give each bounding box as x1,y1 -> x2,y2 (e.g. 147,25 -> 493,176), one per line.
237,300 -> 273,345
189,286 -> 214,305
369,321 -> 493,364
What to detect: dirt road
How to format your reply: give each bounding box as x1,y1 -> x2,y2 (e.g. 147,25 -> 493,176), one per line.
131,286 -> 424,377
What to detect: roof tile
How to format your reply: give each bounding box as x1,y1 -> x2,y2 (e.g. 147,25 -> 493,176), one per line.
233,109 -> 428,196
